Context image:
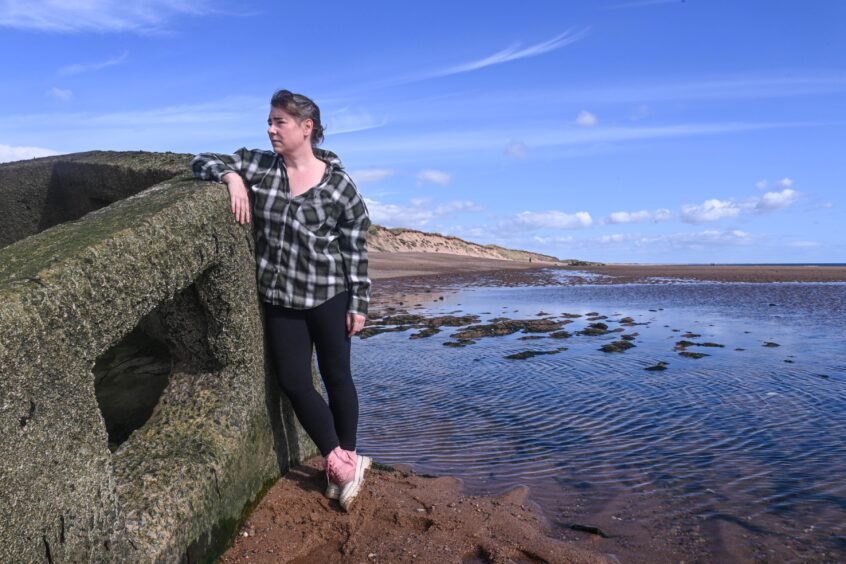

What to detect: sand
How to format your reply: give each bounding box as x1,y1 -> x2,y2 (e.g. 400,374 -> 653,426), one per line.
369,252 -> 846,284
220,459 -> 608,564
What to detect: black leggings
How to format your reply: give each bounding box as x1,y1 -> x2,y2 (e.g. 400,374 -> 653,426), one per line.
263,291 -> 359,456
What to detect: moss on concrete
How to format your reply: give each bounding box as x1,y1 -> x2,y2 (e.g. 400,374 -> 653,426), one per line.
0,151 -> 316,563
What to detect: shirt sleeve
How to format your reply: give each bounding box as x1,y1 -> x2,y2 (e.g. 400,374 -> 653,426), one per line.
337,182 -> 372,316
189,147 -> 252,182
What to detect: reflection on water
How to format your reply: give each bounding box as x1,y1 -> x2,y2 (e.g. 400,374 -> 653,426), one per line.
353,279 -> 846,562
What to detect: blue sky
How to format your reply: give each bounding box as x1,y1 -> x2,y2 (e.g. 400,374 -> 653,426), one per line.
1,0 -> 844,263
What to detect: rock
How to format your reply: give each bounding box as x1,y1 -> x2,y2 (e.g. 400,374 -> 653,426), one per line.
644,362 -> 669,371
600,340 -> 636,353
679,351 -> 708,359
504,347 -> 567,360
763,341 -> 780,347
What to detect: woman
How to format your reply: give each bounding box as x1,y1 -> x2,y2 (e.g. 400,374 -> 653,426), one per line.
190,89 -> 372,511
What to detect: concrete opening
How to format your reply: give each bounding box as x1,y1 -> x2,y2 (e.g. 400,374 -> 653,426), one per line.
93,278 -> 223,453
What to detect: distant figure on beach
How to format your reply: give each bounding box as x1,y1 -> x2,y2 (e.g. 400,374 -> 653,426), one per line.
190,89 -> 372,511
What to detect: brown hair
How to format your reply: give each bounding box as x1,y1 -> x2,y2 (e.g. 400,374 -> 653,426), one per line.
270,89 -> 324,146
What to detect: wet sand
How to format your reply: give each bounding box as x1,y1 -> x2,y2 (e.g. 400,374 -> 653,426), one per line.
369,252 -> 846,284
220,458 -> 608,564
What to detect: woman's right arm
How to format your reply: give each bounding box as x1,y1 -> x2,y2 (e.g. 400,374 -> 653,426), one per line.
190,148 -> 252,224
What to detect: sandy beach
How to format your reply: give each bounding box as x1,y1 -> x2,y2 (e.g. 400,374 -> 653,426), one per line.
369,251 -> 846,284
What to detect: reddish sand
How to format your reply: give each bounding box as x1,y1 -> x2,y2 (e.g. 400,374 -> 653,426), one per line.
219,458 -> 609,563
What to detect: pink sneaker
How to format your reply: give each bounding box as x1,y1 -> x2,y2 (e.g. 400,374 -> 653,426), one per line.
324,447 -> 371,511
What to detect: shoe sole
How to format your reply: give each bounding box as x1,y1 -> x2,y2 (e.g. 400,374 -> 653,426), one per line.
324,482 -> 340,500
340,455 -> 372,511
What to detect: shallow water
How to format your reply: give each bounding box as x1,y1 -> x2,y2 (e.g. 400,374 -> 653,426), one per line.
352,275 -> 846,562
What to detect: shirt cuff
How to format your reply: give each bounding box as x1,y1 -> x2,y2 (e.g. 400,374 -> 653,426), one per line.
347,295 -> 369,317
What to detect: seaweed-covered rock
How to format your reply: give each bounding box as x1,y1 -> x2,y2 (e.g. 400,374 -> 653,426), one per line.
409,327 -> 441,339
578,322 -> 609,336
679,351 -> 708,359
504,347 -> 567,360
443,339 -> 477,347
644,361 -> 669,371
357,325 -> 412,339
600,340 -> 636,353
549,330 -> 572,339
451,318 -> 565,340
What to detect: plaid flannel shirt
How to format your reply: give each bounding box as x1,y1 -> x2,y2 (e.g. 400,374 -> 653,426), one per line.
190,147 -> 371,316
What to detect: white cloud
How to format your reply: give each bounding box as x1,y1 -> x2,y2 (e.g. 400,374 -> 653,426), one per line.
417,169 -> 451,186
823,202 -> 834,209
59,51 -> 128,76
514,210 -> 593,230
777,177 -> 794,188
533,235 -> 574,245
349,169 -> 395,183
681,199 -> 742,223
325,107 -> 386,135
756,180 -> 768,190
505,141 -> 527,160
0,1 -> 213,33
46,87 -> 72,101
595,229 -> 752,248
575,110 -> 598,127
0,144 -> 60,163
365,197 -> 481,228
789,240 -> 821,248
755,188 -> 800,211
606,208 -> 671,224
435,201 -> 483,214
432,29 -> 588,78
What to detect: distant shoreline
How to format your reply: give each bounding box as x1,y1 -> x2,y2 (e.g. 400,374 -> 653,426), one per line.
369,251 -> 846,284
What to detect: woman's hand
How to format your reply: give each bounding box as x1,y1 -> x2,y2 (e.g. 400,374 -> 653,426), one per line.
222,172 -> 251,224
346,312 -> 366,338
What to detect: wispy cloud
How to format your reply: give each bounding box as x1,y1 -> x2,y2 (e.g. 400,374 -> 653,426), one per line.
325,107 -> 387,135
505,141 -> 528,160
605,208 -> 672,224
378,29 -> 589,87
575,110 -> 598,127
46,87 -> 72,101
365,197 -> 481,227
59,51 -> 128,76
431,29 -> 589,78
0,143 -> 59,163
0,1 -> 215,33
349,169 -> 396,183
334,120 -> 817,158
417,169 -> 452,186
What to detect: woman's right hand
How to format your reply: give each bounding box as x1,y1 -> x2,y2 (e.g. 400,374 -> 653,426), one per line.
222,172 -> 251,224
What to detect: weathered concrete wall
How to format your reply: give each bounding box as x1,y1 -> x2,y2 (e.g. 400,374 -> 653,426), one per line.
0,154 -> 318,563
0,151 -> 189,249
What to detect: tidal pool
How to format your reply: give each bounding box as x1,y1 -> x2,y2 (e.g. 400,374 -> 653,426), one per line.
353,277 -> 846,562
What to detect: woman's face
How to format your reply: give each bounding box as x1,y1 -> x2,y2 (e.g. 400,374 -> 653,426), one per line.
267,106 -> 312,155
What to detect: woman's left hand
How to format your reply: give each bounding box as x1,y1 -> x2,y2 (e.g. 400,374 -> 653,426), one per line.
346,312 -> 366,338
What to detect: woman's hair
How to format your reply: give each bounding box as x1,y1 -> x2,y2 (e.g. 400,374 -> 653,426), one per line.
270,89 -> 324,146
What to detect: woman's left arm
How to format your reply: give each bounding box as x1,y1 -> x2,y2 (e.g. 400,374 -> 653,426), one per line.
337,181 -> 372,326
